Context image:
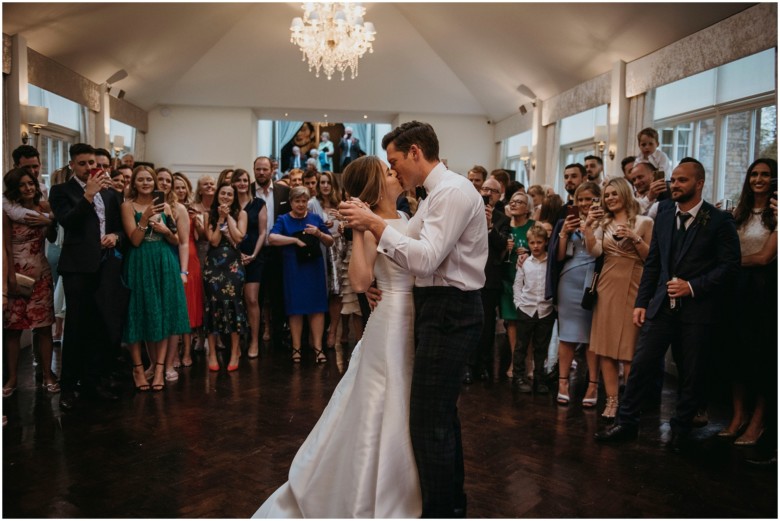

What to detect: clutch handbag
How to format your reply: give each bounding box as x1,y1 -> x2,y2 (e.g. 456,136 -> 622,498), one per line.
14,273 -> 35,299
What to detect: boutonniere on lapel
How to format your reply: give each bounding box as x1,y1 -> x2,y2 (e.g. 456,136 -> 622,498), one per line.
694,209 -> 711,228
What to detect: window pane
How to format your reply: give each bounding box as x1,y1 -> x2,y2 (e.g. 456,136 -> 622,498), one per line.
28,84 -> 81,131
722,110 -> 755,200
757,105 -> 777,159
696,118 -> 717,201
110,119 -> 136,153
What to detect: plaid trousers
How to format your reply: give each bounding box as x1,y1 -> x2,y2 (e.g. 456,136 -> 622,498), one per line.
411,286 -> 483,518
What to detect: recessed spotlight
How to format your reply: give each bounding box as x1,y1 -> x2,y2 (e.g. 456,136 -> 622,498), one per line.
284,113 -> 288,117
324,114 -> 328,118
363,115 -> 368,119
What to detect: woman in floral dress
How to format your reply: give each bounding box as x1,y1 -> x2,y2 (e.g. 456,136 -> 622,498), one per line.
202,181 -> 248,372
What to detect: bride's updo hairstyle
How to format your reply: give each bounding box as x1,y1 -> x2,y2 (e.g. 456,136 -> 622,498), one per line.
342,156 -> 386,209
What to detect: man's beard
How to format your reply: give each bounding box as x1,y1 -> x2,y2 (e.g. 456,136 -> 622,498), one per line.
672,187 -> 695,203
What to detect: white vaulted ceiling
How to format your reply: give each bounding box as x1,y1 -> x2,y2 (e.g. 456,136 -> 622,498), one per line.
3,2 -> 752,123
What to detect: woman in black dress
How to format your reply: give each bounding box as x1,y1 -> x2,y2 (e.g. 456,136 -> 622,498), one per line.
233,168 -> 267,359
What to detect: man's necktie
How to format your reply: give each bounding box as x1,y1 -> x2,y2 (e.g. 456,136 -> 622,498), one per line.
673,211 -> 691,255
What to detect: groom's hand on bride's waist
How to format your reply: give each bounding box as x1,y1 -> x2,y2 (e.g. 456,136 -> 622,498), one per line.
366,285 -> 382,310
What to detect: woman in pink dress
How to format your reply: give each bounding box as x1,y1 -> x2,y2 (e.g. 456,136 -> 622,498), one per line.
3,168 -> 59,396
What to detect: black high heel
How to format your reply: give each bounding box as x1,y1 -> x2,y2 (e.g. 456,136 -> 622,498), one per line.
151,362 -> 166,392
313,348 -> 327,364
133,363 -> 151,392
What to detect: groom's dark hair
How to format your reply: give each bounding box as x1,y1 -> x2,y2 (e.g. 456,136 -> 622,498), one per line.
382,121 -> 439,162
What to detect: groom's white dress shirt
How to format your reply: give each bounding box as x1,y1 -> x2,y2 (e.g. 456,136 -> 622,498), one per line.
378,162 -> 487,291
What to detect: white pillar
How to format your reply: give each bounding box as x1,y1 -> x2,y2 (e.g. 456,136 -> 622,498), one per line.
95,83 -> 111,149
609,60 -> 629,178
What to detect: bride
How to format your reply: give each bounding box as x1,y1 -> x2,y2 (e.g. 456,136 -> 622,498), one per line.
254,156 -> 422,518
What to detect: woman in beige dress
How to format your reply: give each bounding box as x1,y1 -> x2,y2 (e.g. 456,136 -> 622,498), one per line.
584,177 -> 653,419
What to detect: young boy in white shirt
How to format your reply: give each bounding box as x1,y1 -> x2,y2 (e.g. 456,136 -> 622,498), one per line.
512,224 -> 555,393
635,127 -> 672,176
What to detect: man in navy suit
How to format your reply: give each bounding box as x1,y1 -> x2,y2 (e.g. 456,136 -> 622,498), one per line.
254,156 -> 291,350
49,143 -> 126,409
595,158 -> 740,450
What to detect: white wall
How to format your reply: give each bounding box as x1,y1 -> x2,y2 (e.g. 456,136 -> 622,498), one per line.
146,105 -> 257,182
392,113 -> 495,174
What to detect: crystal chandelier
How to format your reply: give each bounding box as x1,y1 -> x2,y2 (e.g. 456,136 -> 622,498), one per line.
290,2 -> 376,81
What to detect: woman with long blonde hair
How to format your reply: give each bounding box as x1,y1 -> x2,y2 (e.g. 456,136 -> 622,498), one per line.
583,177 -> 653,419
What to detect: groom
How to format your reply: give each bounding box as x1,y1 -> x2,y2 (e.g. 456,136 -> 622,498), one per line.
340,121 -> 487,517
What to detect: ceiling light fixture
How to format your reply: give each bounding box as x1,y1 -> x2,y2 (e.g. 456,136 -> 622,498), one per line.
290,2 -> 376,81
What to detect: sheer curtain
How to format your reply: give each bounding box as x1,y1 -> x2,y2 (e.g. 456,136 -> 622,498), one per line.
626,92 -> 652,157
278,121 -> 304,151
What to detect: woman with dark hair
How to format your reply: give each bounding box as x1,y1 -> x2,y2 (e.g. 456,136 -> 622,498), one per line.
584,177 -> 653,419
202,181 -> 248,372
121,166 -> 191,392
268,186 -> 333,363
233,168 -> 267,359
719,158 -> 777,445
3,168 -> 59,396
255,155 -> 420,518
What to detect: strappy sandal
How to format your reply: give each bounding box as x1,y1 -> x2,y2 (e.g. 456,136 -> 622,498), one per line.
314,348 -> 327,364
132,363 -> 151,392
291,348 -> 302,363
151,362 -> 166,392
582,380 -> 599,408
556,377 -> 570,405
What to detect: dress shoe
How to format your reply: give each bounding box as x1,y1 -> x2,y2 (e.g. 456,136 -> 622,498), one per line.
83,384 -> 120,402
535,383 -> 550,394
665,431 -> 690,453
594,423 -> 638,442
692,408 -> 709,428
462,369 -> 473,385
513,378 -> 532,393
734,429 -> 764,447
59,391 -> 78,410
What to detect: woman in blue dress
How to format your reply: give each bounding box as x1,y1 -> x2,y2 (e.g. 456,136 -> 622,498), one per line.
120,166 -> 191,392
548,181 -> 601,407
269,186 -> 334,363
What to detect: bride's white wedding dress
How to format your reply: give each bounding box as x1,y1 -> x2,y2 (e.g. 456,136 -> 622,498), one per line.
254,217 -> 422,518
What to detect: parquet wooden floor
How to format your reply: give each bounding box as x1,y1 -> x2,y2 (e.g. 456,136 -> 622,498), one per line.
2,339 -> 776,518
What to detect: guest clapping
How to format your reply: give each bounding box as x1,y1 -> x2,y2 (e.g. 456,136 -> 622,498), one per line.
268,187 -> 334,363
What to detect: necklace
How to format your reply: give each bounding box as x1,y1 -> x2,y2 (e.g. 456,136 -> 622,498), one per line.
752,208 -> 764,215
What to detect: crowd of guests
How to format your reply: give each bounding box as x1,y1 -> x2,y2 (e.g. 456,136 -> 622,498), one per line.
2,127 -> 777,458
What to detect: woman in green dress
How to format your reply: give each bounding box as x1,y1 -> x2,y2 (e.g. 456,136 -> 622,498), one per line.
121,166 -> 191,392
499,191 -> 535,378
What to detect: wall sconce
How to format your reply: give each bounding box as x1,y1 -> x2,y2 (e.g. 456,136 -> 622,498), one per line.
607,146 -> 616,161
112,135 -> 125,158
519,146 -> 535,171
21,105 -> 49,146
594,125 -> 615,160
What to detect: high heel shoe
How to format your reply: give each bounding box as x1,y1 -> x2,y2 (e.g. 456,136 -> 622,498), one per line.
313,348 -> 327,364
3,386 -> 17,398
132,363 -> 151,392
582,380 -> 599,409
556,377 -> 570,405
601,396 -> 618,419
208,360 -> 220,372
227,361 -> 239,372
151,362 -> 166,392
42,381 -> 61,394
734,428 -> 764,446
717,421 -> 748,438
291,348 -> 302,363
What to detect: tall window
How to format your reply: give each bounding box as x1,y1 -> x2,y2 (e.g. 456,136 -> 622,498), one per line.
557,105 -> 608,193
110,119 -> 136,156
28,85 -> 82,186
654,49 -> 776,202
502,131 -> 532,187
